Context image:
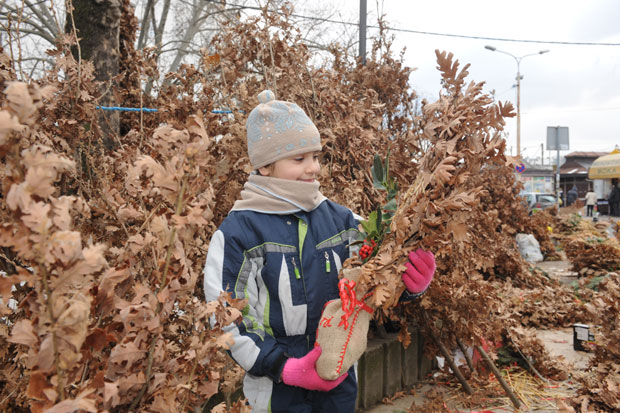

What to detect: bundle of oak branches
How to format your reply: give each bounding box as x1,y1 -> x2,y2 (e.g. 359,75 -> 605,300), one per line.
315,51 -> 516,380
350,50 -> 516,311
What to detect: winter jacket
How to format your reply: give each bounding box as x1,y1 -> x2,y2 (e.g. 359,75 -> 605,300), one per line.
567,187 -> 578,205
203,199 -> 362,412
609,185 -> 620,203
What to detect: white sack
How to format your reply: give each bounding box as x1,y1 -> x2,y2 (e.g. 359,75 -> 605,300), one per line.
516,233 -> 544,263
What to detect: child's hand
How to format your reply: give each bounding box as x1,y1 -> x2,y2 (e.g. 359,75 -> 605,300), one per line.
281,346 -> 347,391
402,249 -> 435,294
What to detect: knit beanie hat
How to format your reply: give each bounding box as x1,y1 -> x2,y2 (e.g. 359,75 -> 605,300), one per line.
246,90 -> 321,169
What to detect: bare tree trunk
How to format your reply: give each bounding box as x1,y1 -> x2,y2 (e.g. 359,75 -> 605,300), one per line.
143,0 -> 171,96
66,0 -> 121,149
136,0 -> 154,50
154,0 -> 171,49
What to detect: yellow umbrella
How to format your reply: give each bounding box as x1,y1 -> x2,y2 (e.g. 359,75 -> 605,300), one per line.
589,148 -> 620,179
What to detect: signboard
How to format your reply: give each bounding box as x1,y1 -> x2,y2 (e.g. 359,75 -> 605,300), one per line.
520,176 -> 554,193
546,126 -> 569,150
589,152 -> 620,179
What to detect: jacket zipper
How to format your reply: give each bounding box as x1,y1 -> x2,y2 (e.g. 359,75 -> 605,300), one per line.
324,250 -> 331,272
291,257 -> 300,279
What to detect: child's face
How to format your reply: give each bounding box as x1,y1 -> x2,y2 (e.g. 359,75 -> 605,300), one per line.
258,151 -> 321,182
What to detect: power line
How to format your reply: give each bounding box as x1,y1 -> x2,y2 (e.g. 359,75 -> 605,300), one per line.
524,106 -> 620,115
379,27 -> 620,47
217,1 -> 620,47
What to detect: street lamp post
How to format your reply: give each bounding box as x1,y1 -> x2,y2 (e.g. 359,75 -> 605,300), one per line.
484,45 -> 549,157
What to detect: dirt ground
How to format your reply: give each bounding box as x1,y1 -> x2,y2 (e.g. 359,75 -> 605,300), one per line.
360,257 -> 596,413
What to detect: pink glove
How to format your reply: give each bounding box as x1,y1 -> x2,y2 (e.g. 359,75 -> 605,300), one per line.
281,346 -> 348,391
402,249 -> 435,294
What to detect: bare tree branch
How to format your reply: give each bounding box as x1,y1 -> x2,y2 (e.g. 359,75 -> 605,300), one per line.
164,0 -> 208,74
0,0 -> 361,88
24,0 -> 59,36
0,2 -> 57,44
0,14 -> 57,45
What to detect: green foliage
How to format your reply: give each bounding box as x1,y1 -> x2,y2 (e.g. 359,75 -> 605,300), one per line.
496,345 -> 528,369
358,152 -> 399,261
573,274 -> 608,293
586,275 -> 606,291
566,213 -> 582,231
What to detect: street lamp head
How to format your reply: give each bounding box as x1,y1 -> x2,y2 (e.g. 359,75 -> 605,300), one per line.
484,46 -> 549,158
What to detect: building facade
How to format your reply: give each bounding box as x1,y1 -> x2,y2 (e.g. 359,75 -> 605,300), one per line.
559,151 -> 608,200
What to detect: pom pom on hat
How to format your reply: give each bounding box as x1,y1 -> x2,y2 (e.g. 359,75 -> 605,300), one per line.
257,89 -> 275,104
246,90 -> 321,169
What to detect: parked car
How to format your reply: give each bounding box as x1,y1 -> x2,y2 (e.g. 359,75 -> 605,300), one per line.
519,192 -> 558,214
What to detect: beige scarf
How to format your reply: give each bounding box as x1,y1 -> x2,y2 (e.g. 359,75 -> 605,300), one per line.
231,174 -> 326,214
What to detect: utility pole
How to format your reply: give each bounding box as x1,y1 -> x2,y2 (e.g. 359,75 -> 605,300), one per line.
359,0 -> 367,65
547,126 -> 569,207
516,67 -> 521,156
485,46 -> 549,157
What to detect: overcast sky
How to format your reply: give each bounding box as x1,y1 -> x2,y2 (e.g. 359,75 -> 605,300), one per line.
334,0 -> 620,161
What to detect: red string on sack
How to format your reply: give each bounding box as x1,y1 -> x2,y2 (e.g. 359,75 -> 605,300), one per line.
337,278 -> 373,329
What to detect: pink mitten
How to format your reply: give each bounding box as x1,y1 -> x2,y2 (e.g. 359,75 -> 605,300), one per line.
281,346 -> 348,391
402,249 -> 435,294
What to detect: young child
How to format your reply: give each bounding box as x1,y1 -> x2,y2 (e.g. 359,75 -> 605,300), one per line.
203,90 -> 435,412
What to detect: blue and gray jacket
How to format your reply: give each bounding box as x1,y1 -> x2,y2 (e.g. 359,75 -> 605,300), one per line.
203,199 -> 361,410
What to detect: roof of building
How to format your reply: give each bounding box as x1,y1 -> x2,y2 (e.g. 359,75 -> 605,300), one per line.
565,151 -> 609,158
560,159 -> 588,175
560,152 -> 611,175
521,164 -> 554,175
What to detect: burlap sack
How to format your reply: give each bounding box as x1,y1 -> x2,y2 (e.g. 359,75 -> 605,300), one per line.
316,267 -> 375,380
